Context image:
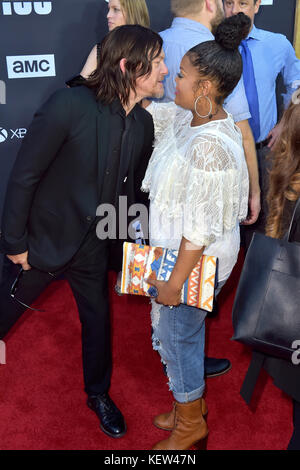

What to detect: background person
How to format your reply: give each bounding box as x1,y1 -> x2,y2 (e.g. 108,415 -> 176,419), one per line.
224,0 -> 300,247
80,0 -> 150,80
240,88 -> 300,450
142,13 -> 250,450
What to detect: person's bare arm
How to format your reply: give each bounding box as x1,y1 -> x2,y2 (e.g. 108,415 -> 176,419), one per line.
236,119 -> 261,225
80,45 -> 98,79
267,120 -> 284,150
147,237 -> 204,306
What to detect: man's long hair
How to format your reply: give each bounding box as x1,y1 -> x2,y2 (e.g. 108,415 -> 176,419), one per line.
86,25 -> 162,106
266,90 -> 300,238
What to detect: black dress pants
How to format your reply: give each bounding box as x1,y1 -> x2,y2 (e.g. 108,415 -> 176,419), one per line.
0,229 -> 111,397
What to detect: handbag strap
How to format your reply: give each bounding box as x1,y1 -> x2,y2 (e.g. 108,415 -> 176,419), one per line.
285,197 -> 300,242
240,351 -> 265,405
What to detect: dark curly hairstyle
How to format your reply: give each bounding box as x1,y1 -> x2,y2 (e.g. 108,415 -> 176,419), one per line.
187,13 -> 251,104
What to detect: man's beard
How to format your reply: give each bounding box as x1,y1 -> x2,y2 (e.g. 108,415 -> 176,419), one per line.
211,2 -> 225,35
150,82 -> 165,99
151,89 -> 165,99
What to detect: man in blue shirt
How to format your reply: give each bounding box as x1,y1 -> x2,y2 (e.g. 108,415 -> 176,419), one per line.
157,0 -> 260,378
224,0 -> 300,244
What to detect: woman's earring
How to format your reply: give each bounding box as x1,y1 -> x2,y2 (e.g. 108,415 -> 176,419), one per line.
194,95 -> 213,119
292,88 -> 300,105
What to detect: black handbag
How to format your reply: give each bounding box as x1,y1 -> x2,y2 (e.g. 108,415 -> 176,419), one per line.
232,198 -> 300,362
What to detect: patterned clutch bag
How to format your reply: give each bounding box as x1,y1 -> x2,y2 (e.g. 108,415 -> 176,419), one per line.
120,242 -> 218,312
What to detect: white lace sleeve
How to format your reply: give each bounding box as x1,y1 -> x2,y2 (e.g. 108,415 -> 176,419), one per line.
183,133 -> 249,247
146,101 -> 177,142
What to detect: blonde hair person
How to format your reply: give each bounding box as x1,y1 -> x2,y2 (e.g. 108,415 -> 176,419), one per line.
171,0 -> 205,17
80,0 -> 150,79
120,0 -> 150,27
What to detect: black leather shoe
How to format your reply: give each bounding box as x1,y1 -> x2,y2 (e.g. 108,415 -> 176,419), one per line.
204,357 -> 232,378
87,393 -> 127,438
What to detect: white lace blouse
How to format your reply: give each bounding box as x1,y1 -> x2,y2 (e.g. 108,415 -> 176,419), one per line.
141,102 -> 249,282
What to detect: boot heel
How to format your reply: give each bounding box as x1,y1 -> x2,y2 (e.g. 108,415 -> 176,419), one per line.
193,434 -> 208,450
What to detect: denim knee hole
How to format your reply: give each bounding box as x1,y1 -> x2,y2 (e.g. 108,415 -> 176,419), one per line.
152,335 -> 175,393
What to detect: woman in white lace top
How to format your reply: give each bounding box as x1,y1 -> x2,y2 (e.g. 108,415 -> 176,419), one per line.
141,13 -> 251,450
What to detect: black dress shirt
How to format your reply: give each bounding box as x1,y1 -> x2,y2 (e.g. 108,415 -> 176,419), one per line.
100,99 -> 139,207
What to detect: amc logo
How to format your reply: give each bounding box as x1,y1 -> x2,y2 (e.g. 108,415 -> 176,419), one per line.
6,55 -> 56,79
1,1 -> 52,15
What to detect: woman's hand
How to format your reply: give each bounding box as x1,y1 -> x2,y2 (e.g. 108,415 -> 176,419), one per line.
146,278 -> 181,307
242,190 -> 261,225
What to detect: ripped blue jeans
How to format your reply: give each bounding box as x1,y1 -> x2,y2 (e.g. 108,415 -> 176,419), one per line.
151,282 -> 225,403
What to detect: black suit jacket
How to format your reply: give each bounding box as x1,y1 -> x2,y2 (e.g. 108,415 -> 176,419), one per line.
0,86 -> 154,272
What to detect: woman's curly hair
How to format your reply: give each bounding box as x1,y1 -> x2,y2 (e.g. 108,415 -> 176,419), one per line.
266,88 -> 300,238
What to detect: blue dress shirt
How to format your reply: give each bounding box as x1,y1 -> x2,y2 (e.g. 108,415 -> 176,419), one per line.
159,18 -> 251,123
240,25 -> 300,142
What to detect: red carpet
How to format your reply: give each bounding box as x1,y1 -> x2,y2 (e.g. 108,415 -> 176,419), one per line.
0,252 -> 293,450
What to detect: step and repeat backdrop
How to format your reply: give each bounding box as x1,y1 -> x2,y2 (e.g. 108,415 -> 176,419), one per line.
0,0 -> 298,269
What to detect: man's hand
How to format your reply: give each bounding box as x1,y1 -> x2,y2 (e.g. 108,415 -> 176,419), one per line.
267,122 -> 283,150
242,191 -> 261,225
7,251 -> 31,271
146,278 -> 181,307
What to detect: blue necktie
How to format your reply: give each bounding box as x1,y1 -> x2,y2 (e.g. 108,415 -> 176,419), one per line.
240,39 -> 261,142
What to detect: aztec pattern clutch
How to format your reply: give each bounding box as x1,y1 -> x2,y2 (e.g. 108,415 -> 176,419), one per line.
120,242 -> 218,312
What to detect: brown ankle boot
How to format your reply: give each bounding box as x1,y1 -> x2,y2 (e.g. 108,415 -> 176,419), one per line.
153,398 -> 208,431
152,398 -> 208,451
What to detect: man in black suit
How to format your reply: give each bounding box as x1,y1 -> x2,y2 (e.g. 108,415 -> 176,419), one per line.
0,25 -> 168,438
